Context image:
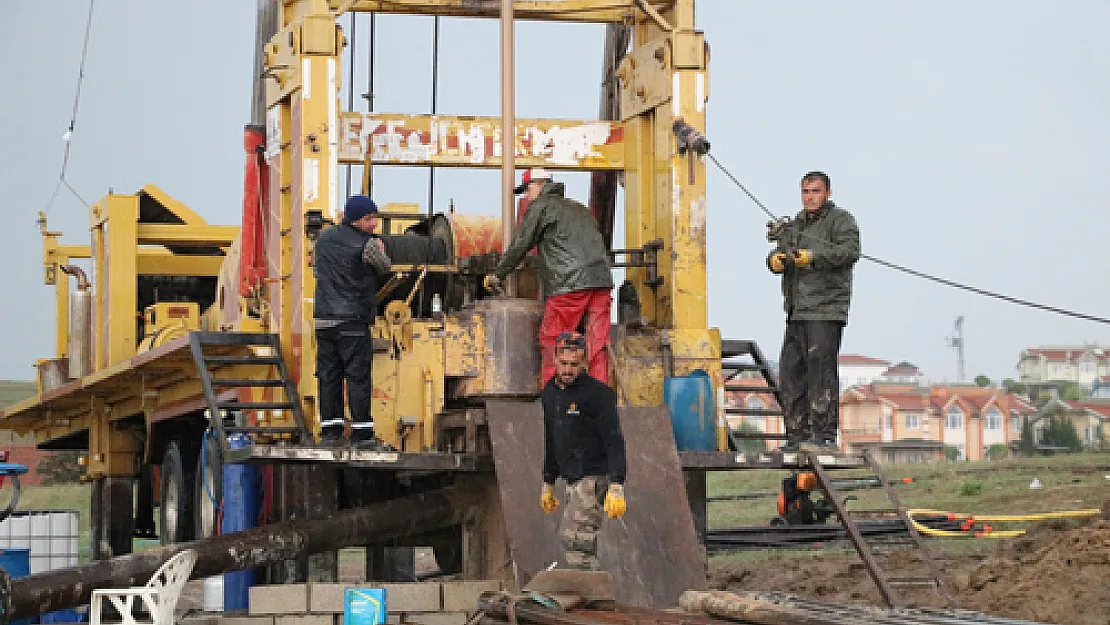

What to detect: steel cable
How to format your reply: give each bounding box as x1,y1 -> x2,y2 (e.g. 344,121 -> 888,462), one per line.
44,0 -> 97,214
707,154 -> 1110,325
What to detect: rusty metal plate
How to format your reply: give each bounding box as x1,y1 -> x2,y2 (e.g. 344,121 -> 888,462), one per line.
338,113 -> 625,169
485,400 -> 706,607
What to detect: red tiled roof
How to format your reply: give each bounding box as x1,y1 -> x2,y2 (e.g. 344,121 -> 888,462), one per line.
839,354 -> 891,366
1068,401 -> 1110,420
960,395 -> 992,412
883,365 -> 920,376
725,376 -> 775,390
1023,347 -> 1110,361
1008,395 -> 1037,413
874,393 -> 929,410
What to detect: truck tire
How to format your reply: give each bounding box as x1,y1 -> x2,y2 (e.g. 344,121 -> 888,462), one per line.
194,433 -> 223,539
160,439 -> 197,545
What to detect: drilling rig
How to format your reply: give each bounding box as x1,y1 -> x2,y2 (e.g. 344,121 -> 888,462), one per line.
0,0 -> 771,615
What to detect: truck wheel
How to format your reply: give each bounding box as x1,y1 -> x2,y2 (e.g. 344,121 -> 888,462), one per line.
160,439 -> 197,545
195,433 -> 223,539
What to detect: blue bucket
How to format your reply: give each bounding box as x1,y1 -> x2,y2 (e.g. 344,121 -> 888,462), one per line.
39,609 -> 85,624
664,369 -> 716,451
0,549 -> 36,625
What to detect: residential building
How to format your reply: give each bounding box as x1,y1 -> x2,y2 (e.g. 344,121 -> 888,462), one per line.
840,383 -> 1037,463
723,374 -> 784,449
1029,398 -> 1110,450
1017,345 -> 1110,388
0,380 -> 49,485
881,362 -> 924,386
838,354 -> 891,392
1090,377 -> 1110,399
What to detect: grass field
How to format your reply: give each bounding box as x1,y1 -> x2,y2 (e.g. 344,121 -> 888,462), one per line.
707,452 -> 1110,568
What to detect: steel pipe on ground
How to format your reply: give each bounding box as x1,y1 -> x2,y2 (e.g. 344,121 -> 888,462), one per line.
2,486 -> 484,623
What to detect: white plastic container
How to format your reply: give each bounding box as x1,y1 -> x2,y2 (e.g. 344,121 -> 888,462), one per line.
203,575 -> 225,612
0,511 -> 79,573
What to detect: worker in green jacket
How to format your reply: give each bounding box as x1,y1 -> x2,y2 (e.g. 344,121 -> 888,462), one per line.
485,169 -> 614,386
766,171 -> 861,451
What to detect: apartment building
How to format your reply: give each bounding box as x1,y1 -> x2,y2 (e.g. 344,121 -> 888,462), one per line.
1017,345 -> 1110,388
1032,398 -> 1110,450
840,383 -> 1037,462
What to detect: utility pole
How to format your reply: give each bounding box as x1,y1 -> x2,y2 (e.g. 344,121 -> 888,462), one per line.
947,316 -> 966,382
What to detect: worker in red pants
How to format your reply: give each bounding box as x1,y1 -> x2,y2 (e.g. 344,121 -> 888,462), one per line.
485,168 -> 614,385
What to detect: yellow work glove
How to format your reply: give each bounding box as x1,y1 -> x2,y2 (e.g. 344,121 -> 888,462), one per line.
792,249 -> 813,270
603,483 -> 626,519
483,274 -> 503,294
540,483 -> 560,514
767,253 -> 787,274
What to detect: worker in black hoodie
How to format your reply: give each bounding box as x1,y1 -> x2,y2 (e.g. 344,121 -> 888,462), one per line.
539,331 -> 627,570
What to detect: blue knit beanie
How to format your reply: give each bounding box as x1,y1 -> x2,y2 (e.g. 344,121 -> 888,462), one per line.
343,195 -> 378,223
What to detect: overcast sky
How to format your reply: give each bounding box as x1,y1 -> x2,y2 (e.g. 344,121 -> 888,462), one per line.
2,1 -> 1109,384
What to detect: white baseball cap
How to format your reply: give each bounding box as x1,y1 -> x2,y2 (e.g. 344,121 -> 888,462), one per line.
513,168 -> 553,194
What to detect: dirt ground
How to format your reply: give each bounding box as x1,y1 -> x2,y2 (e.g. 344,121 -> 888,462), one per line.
709,502 -> 1110,625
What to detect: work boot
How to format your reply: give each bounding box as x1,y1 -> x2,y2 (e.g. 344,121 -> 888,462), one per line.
352,433 -> 395,452
317,428 -> 345,447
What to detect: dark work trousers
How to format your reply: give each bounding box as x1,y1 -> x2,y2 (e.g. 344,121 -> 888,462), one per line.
316,322 -> 374,439
778,320 -> 844,444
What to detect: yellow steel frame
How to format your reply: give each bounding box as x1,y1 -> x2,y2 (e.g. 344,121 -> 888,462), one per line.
266,0 -> 722,448
330,0 -> 671,22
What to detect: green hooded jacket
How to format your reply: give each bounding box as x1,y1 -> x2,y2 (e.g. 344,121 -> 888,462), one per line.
767,201 -> 861,323
495,181 -> 613,296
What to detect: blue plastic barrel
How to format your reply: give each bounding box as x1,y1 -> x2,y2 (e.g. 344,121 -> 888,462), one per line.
0,548 -> 36,625
221,434 -> 260,611
664,369 -> 716,451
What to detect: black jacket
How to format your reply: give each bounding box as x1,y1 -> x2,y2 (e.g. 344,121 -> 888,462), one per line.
313,224 -> 379,323
541,373 -> 627,485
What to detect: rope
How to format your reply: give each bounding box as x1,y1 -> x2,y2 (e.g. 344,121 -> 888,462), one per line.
707,154 -> 1110,325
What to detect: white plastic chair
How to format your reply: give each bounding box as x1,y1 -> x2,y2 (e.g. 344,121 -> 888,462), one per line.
90,549 -> 198,625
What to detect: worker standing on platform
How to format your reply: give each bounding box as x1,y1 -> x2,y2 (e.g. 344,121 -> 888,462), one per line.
539,332 -> 627,570
313,195 -> 392,449
484,169 -> 614,385
766,172 -> 860,451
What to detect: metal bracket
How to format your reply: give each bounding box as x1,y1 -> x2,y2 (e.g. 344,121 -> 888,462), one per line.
609,238 -> 664,288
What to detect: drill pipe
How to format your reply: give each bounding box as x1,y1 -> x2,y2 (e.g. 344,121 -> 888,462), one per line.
3,486 -> 483,623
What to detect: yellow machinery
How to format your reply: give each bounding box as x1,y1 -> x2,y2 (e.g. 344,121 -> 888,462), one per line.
1,0 -> 739,603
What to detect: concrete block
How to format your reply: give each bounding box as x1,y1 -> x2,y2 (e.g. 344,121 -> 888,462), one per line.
250,583 -> 309,615
403,613 -> 469,625
218,618 -> 276,625
440,581 -> 501,613
380,583 -> 442,613
309,583 -> 348,613
276,616 -> 335,625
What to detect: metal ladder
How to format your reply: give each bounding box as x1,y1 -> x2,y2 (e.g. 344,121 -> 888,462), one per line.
189,331 -> 312,455
720,339 -> 788,451
806,449 -> 958,609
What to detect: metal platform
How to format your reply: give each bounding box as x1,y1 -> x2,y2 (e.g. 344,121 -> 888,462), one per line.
227,444 -> 490,471
680,450 -> 868,470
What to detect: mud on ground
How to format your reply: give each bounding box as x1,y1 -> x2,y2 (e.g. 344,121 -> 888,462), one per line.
710,503 -> 1110,625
